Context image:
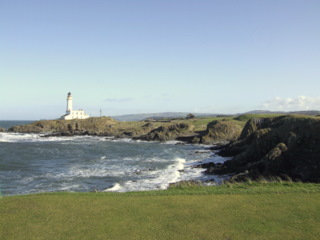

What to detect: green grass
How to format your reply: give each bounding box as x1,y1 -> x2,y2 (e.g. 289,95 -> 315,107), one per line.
69,114 -> 282,137
173,116 -> 237,132
1,182 -> 320,240
233,114 -> 284,122
114,116 -> 230,133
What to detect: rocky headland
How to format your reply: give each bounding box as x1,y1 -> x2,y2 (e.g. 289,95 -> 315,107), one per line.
8,116 -> 243,143
206,115 -> 320,183
8,117 -> 119,136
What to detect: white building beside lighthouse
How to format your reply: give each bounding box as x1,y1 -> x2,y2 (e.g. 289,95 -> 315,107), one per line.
60,92 -> 90,120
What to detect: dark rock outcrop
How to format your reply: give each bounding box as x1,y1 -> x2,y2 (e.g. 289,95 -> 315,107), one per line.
239,117 -> 280,139
205,116 -> 320,182
0,127 -> 5,132
135,123 -> 195,142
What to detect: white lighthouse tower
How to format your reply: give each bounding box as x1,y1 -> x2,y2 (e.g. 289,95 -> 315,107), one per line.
60,92 -> 89,120
66,92 -> 72,114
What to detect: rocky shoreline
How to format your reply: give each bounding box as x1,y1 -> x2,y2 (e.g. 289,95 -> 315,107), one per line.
8,116 -> 242,144
7,114 -> 320,183
198,115 -> 320,183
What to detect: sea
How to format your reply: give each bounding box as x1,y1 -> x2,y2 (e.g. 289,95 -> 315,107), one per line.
0,120 -> 228,196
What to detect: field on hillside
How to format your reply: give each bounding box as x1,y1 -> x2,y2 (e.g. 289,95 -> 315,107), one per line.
115,113 -> 286,133
1,182 -> 320,240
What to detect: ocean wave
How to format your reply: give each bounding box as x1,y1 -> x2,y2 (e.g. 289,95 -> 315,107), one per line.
0,133 -> 42,143
0,133 -> 112,143
104,183 -> 122,192
161,140 -> 185,145
104,137 -> 154,144
1,136 -> 229,195
104,157 -> 188,192
0,132 -> 78,143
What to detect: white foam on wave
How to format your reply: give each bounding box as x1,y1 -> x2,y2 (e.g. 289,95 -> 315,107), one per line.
105,138 -> 133,143
161,140 -> 184,145
197,154 -> 231,165
0,132 -> 41,143
104,137 -> 153,144
104,183 -> 122,192
103,150 -> 231,193
103,157 -> 187,192
47,167 -> 124,180
0,132 -> 110,143
165,157 -> 185,183
143,157 -> 171,163
59,184 -> 82,191
0,132 -> 81,143
21,176 -> 36,184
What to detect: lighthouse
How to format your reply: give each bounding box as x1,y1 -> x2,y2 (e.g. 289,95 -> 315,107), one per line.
66,92 -> 72,114
60,92 -> 89,120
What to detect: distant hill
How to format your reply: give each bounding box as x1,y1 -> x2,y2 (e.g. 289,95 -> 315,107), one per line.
242,110 -> 320,116
112,110 -> 320,121
290,110 -> 320,115
111,112 -> 223,121
242,110 -> 285,114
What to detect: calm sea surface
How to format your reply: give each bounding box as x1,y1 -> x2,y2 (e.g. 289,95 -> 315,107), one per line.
0,120 -> 34,130
0,121 -> 228,196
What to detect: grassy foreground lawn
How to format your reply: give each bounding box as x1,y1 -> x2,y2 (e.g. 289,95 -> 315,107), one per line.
1,183 -> 320,240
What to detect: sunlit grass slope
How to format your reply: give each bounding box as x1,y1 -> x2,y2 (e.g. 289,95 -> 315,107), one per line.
1,182 -> 320,240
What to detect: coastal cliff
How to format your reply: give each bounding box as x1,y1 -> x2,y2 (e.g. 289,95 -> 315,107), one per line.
206,115 -> 320,182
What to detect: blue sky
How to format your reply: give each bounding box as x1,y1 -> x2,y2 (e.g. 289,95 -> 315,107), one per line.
1,0 -> 319,120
